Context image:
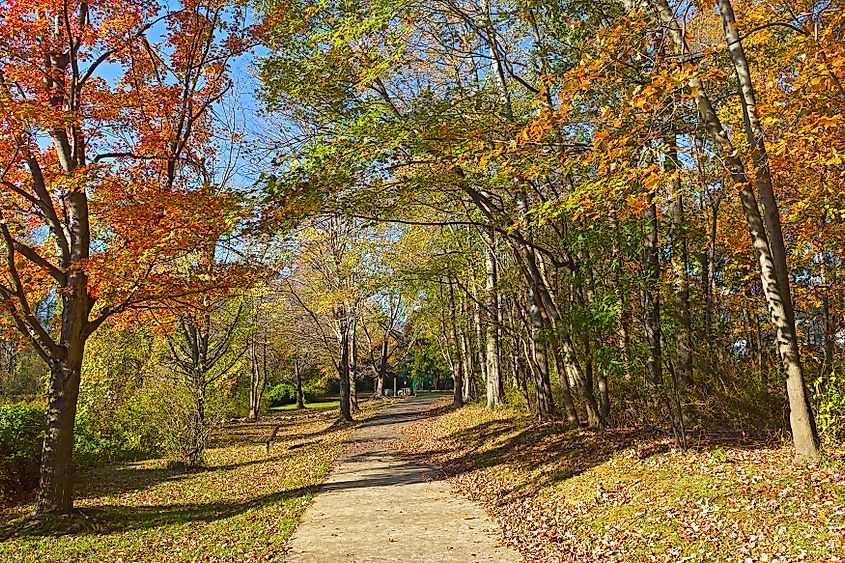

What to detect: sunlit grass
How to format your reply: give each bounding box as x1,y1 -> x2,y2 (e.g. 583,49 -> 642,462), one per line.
0,413 -> 359,562
271,400 -> 340,411
402,400 -> 845,562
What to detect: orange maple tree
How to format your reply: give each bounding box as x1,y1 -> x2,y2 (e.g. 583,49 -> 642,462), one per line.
0,0 -> 250,515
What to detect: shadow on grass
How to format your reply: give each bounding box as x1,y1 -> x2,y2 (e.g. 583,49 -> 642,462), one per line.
3,444 -> 448,540
76,413 -> 343,502
402,401 -> 781,500
75,450 -> 299,502
1,485 -> 317,540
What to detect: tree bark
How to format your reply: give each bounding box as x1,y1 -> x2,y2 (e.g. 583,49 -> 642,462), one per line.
472,300 -> 484,401
525,287 -> 556,419
668,137 -> 693,387
612,213 -> 634,382
702,199 -> 719,374
484,229 -> 503,408
458,295 -> 474,403
337,315 -> 353,422
37,359 -> 82,515
294,356 -> 305,409
551,347 -> 580,425
349,316 -> 359,413
375,337 -> 388,397
447,276 -> 464,408
643,189 -> 662,390
821,250 -> 833,374
36,207 -> 90,514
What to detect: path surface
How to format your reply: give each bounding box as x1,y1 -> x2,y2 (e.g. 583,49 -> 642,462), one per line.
284,396 -> 522,562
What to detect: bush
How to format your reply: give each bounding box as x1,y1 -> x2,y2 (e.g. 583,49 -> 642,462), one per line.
73,376 -> 163,466
267,383 -> 296,407
814,371 -> 845,445
0,405 -> 45,497
303,377 -> 330,402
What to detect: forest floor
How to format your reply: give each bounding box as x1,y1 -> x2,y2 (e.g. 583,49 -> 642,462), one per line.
0,404 -> 380,562
399,398 -> 845,563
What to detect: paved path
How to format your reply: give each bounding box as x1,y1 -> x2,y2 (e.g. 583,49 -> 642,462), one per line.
284,396 -> 522,562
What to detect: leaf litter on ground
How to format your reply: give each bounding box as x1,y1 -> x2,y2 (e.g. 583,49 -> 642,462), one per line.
398,398 -> 845,563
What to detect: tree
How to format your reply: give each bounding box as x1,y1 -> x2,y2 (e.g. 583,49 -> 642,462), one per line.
257,0 -> 841,457
163,295 -> 247,467
0,0 -> 249,514
646,0 -> 819,461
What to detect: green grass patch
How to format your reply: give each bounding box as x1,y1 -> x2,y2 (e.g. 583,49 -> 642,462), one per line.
0,412 -> 360,562
271,400 -> 340,411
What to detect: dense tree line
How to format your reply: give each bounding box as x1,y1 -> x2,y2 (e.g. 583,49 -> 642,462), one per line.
259,0 -> 845,462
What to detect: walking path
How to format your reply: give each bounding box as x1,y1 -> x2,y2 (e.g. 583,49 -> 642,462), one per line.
284,396 -> 521,562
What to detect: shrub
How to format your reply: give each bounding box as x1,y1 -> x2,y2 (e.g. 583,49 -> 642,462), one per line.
267,383 -> 296,407
0,404 -> 45,497
73,376 -> 162,466
303,377 -> 330,402
814,371 -> 845,446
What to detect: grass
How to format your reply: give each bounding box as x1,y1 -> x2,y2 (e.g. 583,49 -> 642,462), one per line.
0,409 -> 370,562
401,400 -> 845,562
271,400 -> 340,411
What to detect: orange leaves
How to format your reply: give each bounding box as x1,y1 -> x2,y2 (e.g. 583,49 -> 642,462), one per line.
0,0 -> 254,336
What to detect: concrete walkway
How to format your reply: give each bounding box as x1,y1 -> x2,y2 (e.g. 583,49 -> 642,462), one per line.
284,396 -> 522,562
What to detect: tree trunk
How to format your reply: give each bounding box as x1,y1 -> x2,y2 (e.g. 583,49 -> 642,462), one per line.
349,318 -> 359,413
668,137 -> 693,387
262,343 -> 268,408
562,332 -> 601,427
462,295 -> 477,401
447,277 -> 464,408
513,344 -> 531,409
471,299 -> 484,401
37,264 -> 89,514
597,372 -> 610,425
583,258 -> 611,424
375,337 -> 388,398
820,237 -> 833,374
643,190 -> 662,390
703,200 -> 719,373
717,0 -> 818,461
36,360 -> 82,515
294,357 -> 305,409
249,340 -> 262,420
612,213 -> 634,382
754,310 -> 766,384
484,229 -> 503,408
551,347 -> 580,425
526,288 -> 556,419
189,380 -> 207,468
338,316 -> 353,422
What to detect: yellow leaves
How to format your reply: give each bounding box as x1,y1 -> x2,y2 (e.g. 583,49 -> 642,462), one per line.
824,152 -> 842,167
639,163 -> 662,193
760,116 -> 780,128
814,114 -> 842,129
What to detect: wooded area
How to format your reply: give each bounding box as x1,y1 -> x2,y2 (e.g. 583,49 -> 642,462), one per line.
0,0 -> 843,560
